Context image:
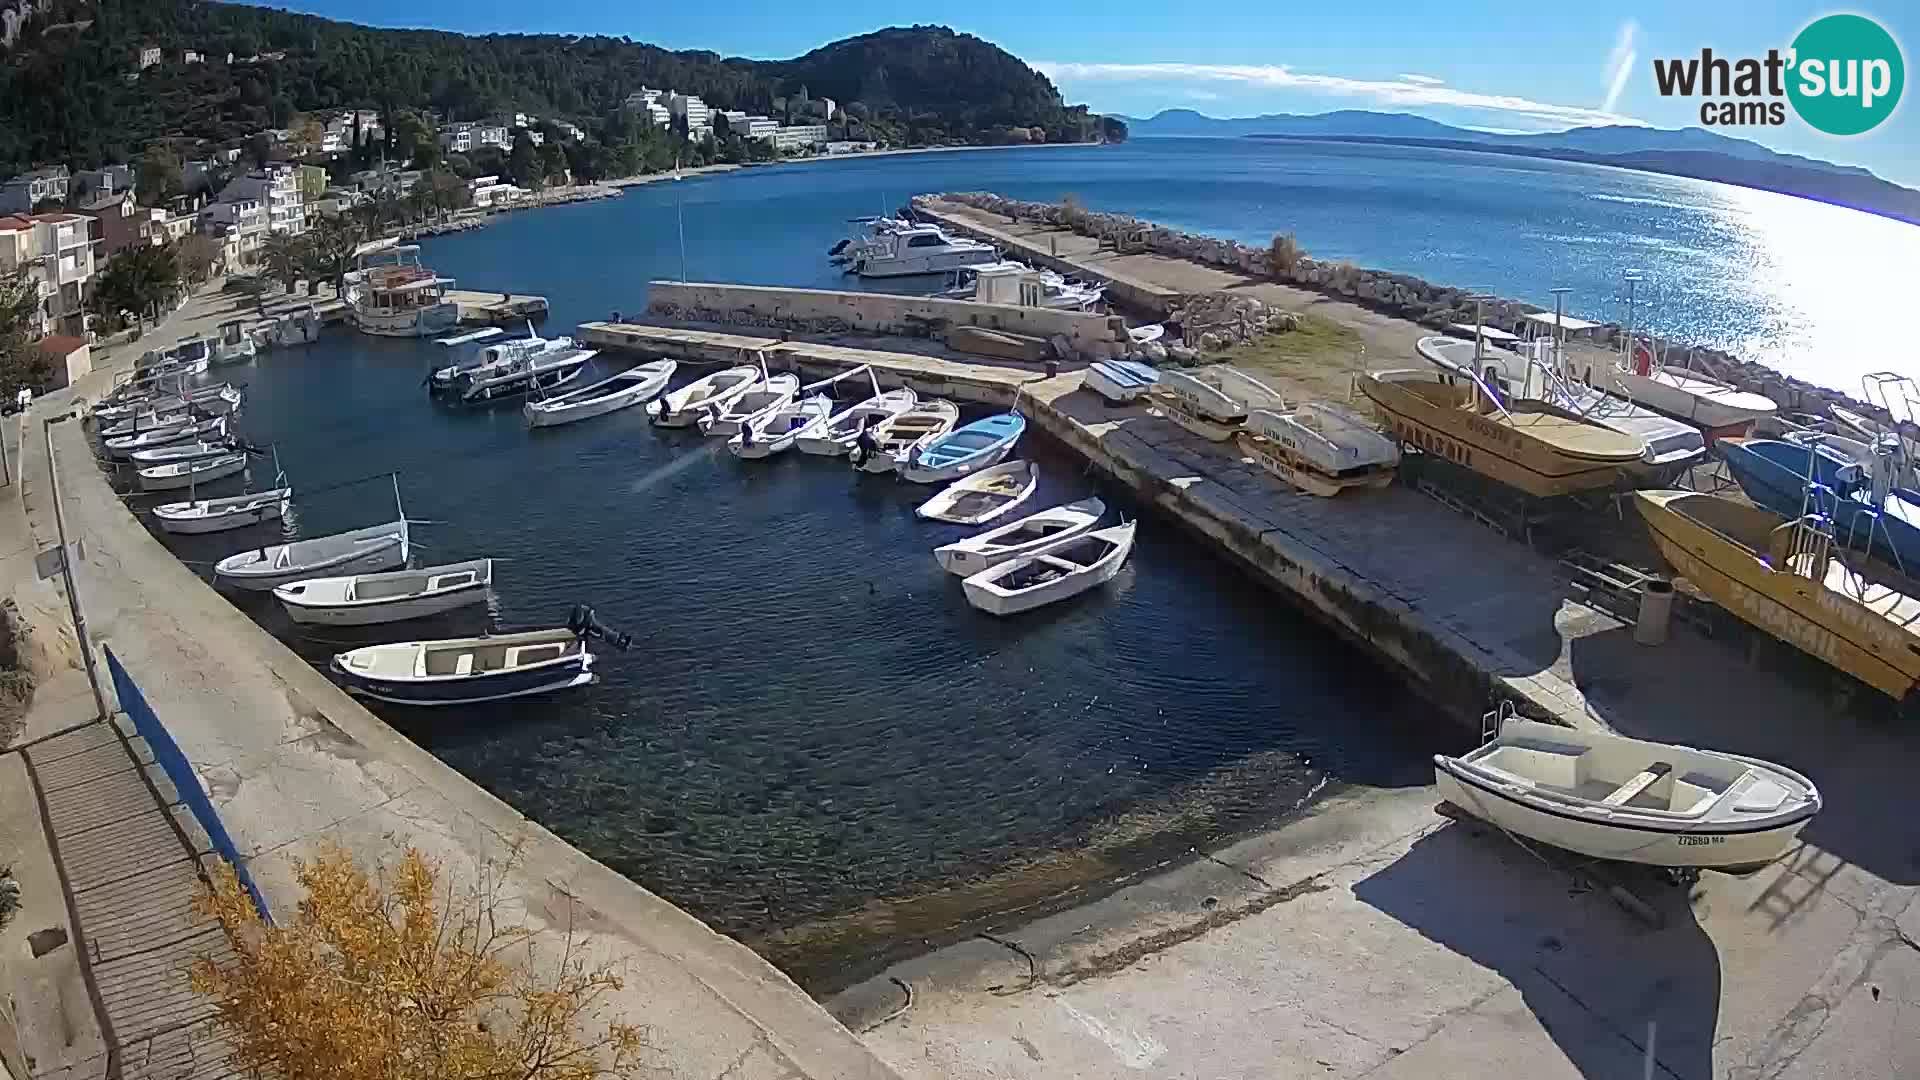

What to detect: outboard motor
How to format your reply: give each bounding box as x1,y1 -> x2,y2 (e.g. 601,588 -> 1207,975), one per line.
567,605 -> 633,651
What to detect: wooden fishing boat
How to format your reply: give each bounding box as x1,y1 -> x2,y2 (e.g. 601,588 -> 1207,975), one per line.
915,460 -> 1038,525
276,559 -> 493,626
1083,360 -> 1159,405
850,400 -> 961,474
100,410 -> 193,439
105,417 -> 227,459
1356,369 -> 1643,498
900,413 -> 1025,484
152,488 -> 290,535
962,521 -> 1136,616
1634,489 -> 1920,703
728,394 -> 832,460
332,628 -> 593,705
934,498 -> 1106,577
796,388 -> 917,456
649,365 -> 761,428
138,452 -> 249,491
699,373 -> 798,437
129,440 -> 234,466
525,360 -> 675,427
1435,717 -> 1820,872
1150,369 -> 1246,441
214,519 -> 409,591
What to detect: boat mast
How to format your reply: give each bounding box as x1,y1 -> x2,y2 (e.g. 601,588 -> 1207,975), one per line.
1622,269 -> 1644,365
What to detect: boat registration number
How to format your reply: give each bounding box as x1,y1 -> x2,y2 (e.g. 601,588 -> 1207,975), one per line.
1676,835 -> 1724,847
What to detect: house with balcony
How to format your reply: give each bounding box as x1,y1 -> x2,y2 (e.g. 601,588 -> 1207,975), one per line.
0,166 -> 72,213
0,212 -> 95,338
73,164 -> 135,201
199,198 -> 267,263
216,165 -> 306,238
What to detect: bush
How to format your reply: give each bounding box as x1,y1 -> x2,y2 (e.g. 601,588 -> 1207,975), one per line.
1269,233 -> 1304,278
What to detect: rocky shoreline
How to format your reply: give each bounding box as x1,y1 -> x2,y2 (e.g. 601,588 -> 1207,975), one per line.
923,192 -> 1910,432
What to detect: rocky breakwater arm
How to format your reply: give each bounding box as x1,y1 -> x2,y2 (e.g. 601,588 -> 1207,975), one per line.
25,408 -> 901,1079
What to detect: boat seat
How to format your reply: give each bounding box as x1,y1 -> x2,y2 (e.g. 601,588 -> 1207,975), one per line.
1600,762 -> 1673,806
453,654 -> 474,677
1733,775 -> 1792,814
1482,740 -> 1591,790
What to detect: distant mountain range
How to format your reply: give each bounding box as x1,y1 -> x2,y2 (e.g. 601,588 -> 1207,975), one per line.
1114,109 -> 1919,223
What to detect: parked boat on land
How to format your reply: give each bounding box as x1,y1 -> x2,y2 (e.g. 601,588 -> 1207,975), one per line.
1084,359 -> 1159,405
900,413 -> 1026,484
1241,402 -> 1399,497
1356,368 -> 1644,498
105,416 -> 227,459
796,387 -> 918,456
848,223 -> 999,278
138,452 -> 249,491
700,373 -> 799,437
214,519 -> 409,591
1151,369 -> 1248,441
649,364 -> 761,428
276,559 -> 493,626
153,487 -> 290,535
345,244 -> 460,338
962,521 -> 1137,616
934,498 -> 1107,577
1635,488 -> 1920,704
1718,437 -> 1920,572
850,399 -> 961,474
1435,717 -> 1820,873
525,360 -> 675,428
729,394 -> 832,460
330,608 -> 630,705
915,460 -> 1038,525
1591,341 -> 1778,438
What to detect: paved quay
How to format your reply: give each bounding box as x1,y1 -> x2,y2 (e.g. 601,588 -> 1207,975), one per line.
2,289 -> 901,1080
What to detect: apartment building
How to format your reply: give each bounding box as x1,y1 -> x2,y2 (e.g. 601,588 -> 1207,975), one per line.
0,212 -> 94,337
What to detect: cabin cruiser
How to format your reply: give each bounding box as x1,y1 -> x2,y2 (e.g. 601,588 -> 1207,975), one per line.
431,329 -> 579,392
847,223 -> 999,278
939,262 -> 1105,311
345,244 -> 460,338
828,216 -> 912,265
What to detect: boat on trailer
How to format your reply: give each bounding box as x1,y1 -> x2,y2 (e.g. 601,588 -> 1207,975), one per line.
525,360 -> 676,428
915,459 -> 1038,525
933,498 -> 1105,577
961,521 -> 1137,616
276,559 -> 493,626
1435,716 -> 1820,873
153,487 -> 290,535
329,607 -> 631,705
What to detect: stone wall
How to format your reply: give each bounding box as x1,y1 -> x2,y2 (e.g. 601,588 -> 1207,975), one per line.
921,192 -> 1912,431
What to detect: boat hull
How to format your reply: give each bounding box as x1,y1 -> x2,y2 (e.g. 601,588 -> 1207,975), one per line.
153,493 -> 288,535
961,525 -> 1135,616
352,302 -> 460,338
1237,433 -> 1393,497
335,654 -> 594,705
1610,367 -> 1776,435
1151,391 -> 1240,441
900,441 -> 1015,485
139,454 -> 248,491
1084,361 -> 1158,404
216,540 -> 407,591
1718,438 -> 1920,568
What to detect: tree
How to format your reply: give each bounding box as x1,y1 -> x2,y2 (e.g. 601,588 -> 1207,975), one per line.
175,233 -> 223,284
92,243 -> 182,326
301,215 -> 361,295
537,141 -> 567,187
246,132 -> 275,170
507,129 -> 538,189
137,146 -> 184,207
260,232 -> 307,293
0,267 -> 52,392
190,844 -> 649,1080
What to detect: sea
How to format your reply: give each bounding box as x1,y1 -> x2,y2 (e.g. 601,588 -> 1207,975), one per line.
149,136 -> 1918,987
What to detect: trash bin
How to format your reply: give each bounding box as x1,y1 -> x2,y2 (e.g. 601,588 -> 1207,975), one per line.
1634,577 -> 1675,646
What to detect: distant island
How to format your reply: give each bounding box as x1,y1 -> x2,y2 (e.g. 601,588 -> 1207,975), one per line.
1118,109 -> 1920,225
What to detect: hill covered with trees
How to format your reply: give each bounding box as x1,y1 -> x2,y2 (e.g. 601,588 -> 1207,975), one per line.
0,1 -> 1120,176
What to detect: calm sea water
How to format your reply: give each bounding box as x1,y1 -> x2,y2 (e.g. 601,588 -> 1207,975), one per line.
144,138 -> 1914,983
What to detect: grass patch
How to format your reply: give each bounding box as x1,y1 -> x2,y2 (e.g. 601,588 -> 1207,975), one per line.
1216,313 -> 1366,402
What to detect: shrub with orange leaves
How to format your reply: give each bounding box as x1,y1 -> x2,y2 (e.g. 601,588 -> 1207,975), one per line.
190,843 -> 652,1080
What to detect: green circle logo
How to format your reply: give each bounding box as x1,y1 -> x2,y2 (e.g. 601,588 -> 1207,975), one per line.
1788,14 -> 1904,135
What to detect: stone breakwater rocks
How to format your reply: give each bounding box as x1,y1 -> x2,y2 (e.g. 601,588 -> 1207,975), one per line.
922,192 -> 1910,430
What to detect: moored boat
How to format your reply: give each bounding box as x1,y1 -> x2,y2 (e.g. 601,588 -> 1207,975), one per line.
849,223 -> 998,278
138,452 -> 249,491
961,521 -> 1137,616
214,519 -> 409,591
933,498 -> 1106,577
276,559 -> 493,626
914,459 -> 1037,525
796,388 -> 917,456
345,244 -> 460,338
454,349 -> 593,406
699,373 -> 799,437
525,360 -> 675,428
899,413 -> 1025,484
152,488 -> 290,535
329,608 -> 631,706
1435,717 -> 1820,872
100,411 -> 194,440
649,364 -> 762,428
850,400 -> 961,474
104,416 -> 227,459
728,393 -> 831,460
130,440 -> 235,466
212,319 -> 257,365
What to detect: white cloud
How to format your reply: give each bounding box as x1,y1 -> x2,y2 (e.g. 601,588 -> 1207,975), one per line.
1035,61 -> 1644,129
1602,20 -> 1640,113
1398,73 -> 1445,86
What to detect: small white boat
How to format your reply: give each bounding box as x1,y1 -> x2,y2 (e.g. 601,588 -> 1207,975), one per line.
276,559 -> 493,626
1084,360 -> 1159,404
455,349 -> 593,406
1194,366 -> 1288,414
1434,718 -> 1820,873
212,320 -> 257,365
700,373 -> 799,437
1241,401 -> 1401,496
728,394 -> 831,460
214,519 -> 409,591
849,223 -> 999,278
796,388 -> 918,456
1128,324 -> 1166,346
130,440 -> 234,466
189,385 -> 246,416
933,497 -> 1106,577
850,400 -> 961,474
153,487 -> 290,535
138,452 -> 249,491
100,411 -> 192,439
914,459 -> 1038,525
105,417 -> 226,459
1151,370 -> 1246,441
332,628 -> 594,705
650,365 -> 762,429
899,413 -> 1026,485
525,360 -> 676,428
1600,342 -> 1778,436
431,331 -> 576,391
961,521 -> 1137,616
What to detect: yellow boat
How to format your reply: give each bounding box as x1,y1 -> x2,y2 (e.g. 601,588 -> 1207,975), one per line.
1634,489 -> 1920,703
1357,369 -> 1644,498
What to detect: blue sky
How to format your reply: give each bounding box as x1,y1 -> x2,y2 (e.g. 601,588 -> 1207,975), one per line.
280,1 -> 1920,184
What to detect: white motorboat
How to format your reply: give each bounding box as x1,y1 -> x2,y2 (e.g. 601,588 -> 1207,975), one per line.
1194,366 -> 1288,414
138,338 -> 212,378
1084,360 -> 1159,405
850,400 -> 961,474
525,360 -> 676,428
650,365 -> 762,428
453,349 -> 593,406
214,519 -> 409,591
728,394 -> 831,460
212,319 -> 257,365
130,440 -> 235,466
332,628 -> 594,705
942,262 -> 1105,310
105,417 -> 226,459
153,487 -> 290,535
700,373 -> 799,437
345,245 -> 459,338
899,413 -> 1026,485
933,497 -> 1106,577
100,411 -> 193,439
138,452 -> 249,491
264,305 -> 323,348
915,460 -> 1038,525
1151,370 -> 1246,441
1241,401 -> 1400,497
432,330 -> 578,392
828,216 -> 911,265
276,558 -> 493,626
961,521 -> 1137,616
849,223 -> 999,278
1434,718 -> 1820,873
796,388 -> 918,456
1582,341 -> 1779,436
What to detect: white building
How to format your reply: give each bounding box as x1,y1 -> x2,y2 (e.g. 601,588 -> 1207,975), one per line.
215,164 -> 305,238
439,123 -> 510,154
0,212 -> 95,337
554,121 -> 585,142
640,102 -> 670,128
623,88 -> 663,110
135,45 -> 160,69
730,115 -> 778,141
468,175 -> 527,209
199,198 -> 267,261
805,97 -> 837,120
773,125 -> 830,151
667,93 -> 711,136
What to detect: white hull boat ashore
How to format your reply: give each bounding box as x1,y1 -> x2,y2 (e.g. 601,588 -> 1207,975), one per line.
1242,402 -> 1400,496
962,521 -> 1137,616
914,459 -> 1037,525
1084,360 -> 1159,404
153,488 -> 290,535
934,498 -> 1105,577
1152,370 -> 1246,441
1434,718 -> 1820,873
276,559 -> 492,626
525,360 -> 675,427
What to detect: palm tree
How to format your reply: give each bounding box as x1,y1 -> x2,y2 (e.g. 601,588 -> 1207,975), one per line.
301,215 -> 364,296
260,233 -> 307,294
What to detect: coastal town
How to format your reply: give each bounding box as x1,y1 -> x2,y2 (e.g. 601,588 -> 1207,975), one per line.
2,3 -> 1920,1080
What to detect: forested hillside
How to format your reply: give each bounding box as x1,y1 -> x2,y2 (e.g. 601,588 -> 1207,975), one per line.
0,1 -> 1119,175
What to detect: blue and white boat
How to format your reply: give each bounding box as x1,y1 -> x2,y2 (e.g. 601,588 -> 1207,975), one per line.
1083,360 -> 1159,405
332,628 -> 595,705
899,412 -> 1026,485
1719,437 -> 1920,568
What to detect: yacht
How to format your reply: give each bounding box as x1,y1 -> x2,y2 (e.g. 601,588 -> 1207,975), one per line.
848,224 -> 999,278
345,245 -> 460,338
828,216 -> 911,265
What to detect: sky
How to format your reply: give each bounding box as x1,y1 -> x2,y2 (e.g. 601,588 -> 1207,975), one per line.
278,1 -> 1920,184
